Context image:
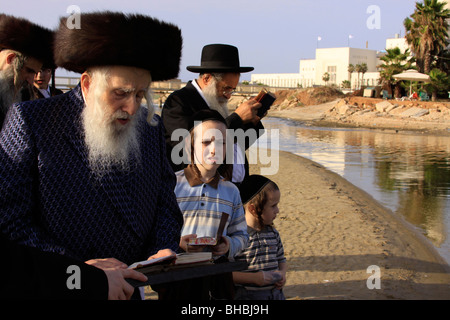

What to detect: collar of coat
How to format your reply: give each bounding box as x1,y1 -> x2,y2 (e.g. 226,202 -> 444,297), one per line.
184,164 -> 220,189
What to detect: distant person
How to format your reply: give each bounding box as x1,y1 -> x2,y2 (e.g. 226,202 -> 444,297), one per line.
0,12 -> 183,296
0,13 -> 53,127
233,175 -> 287,300
32,63 -> 63,99
162,44 -> 264,185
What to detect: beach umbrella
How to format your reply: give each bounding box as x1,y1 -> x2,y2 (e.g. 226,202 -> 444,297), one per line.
393,69 -> 430,96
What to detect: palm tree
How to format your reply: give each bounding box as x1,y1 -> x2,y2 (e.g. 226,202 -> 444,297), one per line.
347,64 -> 355,84
378,47 -> 413,97
355,64 -> 362,89
404,0 -> 450,74
426,68 -> 449,101
360,63 -> 368,87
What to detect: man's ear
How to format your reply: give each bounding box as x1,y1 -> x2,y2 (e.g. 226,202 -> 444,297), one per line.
5,52 -> 16,65
80,72 -> 91,95
198,73 -> 212,88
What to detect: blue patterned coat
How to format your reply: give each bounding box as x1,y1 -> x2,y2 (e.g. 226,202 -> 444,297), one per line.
0,85 -> 183,264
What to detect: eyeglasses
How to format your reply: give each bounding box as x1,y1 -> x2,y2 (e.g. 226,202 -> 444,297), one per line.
222,87 -> 236,96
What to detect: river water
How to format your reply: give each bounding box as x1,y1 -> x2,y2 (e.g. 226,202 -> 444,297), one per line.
259,117 -> 450,265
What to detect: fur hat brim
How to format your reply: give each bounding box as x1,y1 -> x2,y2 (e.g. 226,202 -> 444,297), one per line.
54,12 -> 182,81
0,14 -> 54,64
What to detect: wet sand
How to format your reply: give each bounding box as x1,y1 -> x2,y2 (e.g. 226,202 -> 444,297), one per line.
251,150 -> 450,299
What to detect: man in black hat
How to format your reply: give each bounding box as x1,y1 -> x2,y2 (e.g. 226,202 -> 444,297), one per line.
0,12 -> 183,296
0,14 -> 54,127
162,44 -> 264,184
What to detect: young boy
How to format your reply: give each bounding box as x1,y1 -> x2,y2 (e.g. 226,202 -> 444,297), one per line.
175,109 -> 248,258
157,109 -> 248,299
233,174 -> 287,300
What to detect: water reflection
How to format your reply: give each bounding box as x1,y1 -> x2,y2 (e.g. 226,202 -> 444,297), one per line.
261,117 -> 450,264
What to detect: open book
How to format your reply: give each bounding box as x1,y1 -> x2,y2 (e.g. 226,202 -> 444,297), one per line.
128,252 -> 213,272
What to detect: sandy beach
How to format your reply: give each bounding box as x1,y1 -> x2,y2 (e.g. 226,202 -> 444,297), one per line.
251,150 -> 450,300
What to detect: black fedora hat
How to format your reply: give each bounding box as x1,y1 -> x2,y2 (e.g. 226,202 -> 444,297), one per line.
187,44 -> 254,73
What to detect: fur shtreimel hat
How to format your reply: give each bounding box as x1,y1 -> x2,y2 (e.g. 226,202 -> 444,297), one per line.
54,11 -> 182,81
0,14 -> 54,64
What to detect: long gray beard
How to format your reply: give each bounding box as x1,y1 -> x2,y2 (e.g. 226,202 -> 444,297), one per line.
202,80 -> 229,118
82,102 -> 142,178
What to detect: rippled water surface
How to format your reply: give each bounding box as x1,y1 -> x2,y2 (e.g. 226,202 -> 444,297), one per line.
260,117 -> 450,265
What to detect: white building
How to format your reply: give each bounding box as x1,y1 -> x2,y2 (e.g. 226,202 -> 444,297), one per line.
250,37 -> 411,89
250,73 -> 303,88
386,34 -> 410,52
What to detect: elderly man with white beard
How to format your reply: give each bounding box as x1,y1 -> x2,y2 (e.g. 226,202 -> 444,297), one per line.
0,12 -> 183,297
0,14 -> 54,127
162,44 -> 265,184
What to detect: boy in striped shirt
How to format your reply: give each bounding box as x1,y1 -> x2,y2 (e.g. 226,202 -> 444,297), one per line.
159,110 -> 248,299
175,109 -> 248,258
233,175 -> 287,300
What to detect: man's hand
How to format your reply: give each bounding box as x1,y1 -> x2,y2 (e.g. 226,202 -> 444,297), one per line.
234,98 -> 261,125
103,268 -> 147,300
85,257 -> 127,270
85,257 -> 147,300
147,248 -> 176,260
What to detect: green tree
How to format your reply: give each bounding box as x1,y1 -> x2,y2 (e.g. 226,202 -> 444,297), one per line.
360,63 -> 368,87
347,64 -> 355,84
322,72 -> 330,85
404,0 -> 450,74
378,47 -> 413,97
425,68 -> 449,101
355,64 -> 362,88
341,80 -> 351,89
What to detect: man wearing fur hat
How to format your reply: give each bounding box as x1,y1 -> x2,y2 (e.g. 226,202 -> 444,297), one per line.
0,14 -> 54,127
0,12 -> 184,292
162,44 -> 264,183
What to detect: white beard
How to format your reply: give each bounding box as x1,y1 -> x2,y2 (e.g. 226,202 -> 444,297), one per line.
202,79 -> 229,118
82,90 -> 141,177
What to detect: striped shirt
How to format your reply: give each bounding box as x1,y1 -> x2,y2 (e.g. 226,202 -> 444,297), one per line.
234,225 -> 286,289
174,166 -> 248,258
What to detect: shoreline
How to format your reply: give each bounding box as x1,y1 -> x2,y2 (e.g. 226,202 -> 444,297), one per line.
266,98 -> 450,136
250,150 -> 450,300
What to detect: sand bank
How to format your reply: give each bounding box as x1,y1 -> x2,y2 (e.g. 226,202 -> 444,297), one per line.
267,98 -> 450,135
252,150 -> 450,299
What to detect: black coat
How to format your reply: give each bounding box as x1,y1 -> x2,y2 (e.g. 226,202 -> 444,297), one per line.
0,234 -> 108,299
161,81 -> 264,174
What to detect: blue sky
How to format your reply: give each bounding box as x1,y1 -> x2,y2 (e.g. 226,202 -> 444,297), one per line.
2,0 -> 419,81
